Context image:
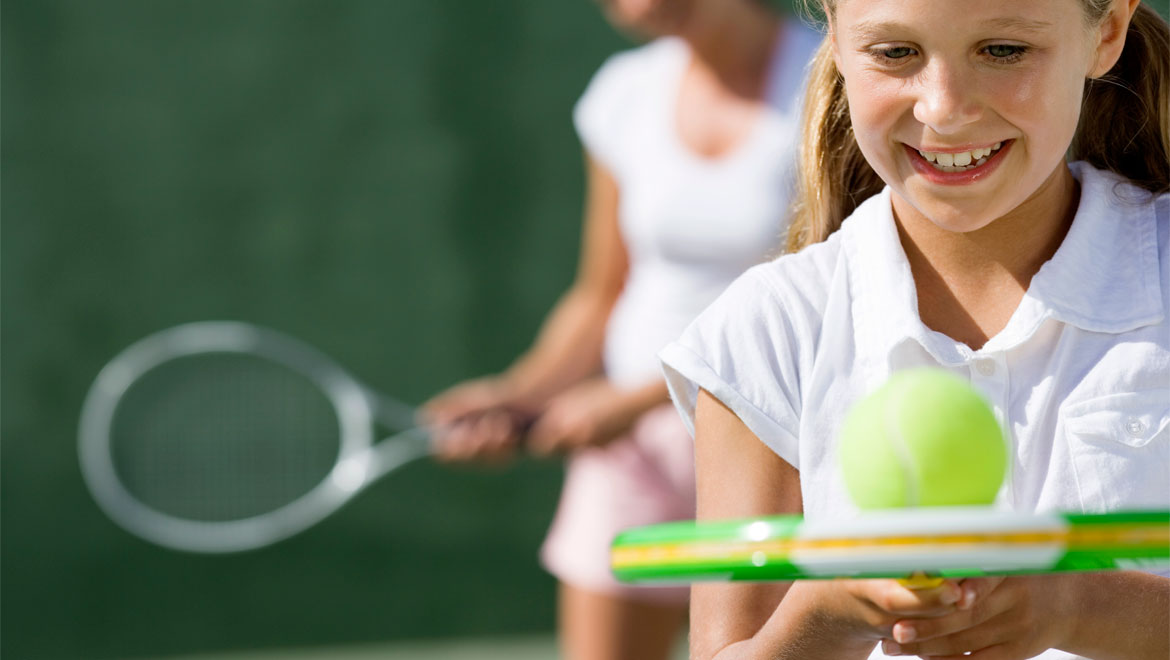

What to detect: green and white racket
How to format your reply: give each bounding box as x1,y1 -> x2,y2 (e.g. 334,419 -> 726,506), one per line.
611,508 -> 1170,583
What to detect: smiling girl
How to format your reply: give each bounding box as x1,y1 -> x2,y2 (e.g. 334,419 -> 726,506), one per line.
659,0 -> 1169,658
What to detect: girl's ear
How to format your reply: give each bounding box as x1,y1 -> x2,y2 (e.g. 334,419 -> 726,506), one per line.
1088,0 -> 1139,78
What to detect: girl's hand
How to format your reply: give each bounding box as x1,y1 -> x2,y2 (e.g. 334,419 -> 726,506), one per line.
880,575 -> 1076,659
526,378 -> 640,455
841,578 -> 965,638
787,578 -> 966,647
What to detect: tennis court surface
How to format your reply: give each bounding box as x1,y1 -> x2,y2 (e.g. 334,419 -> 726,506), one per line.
168,635 -> 688,660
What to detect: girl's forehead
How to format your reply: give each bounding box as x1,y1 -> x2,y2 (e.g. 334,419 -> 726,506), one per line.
833,0 -> 1083,31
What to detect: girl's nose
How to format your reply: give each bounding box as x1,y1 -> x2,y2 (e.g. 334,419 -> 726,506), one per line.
913,59 -> 983,134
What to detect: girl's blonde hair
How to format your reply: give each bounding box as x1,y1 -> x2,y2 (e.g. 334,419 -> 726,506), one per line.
786,1 -> 1170,254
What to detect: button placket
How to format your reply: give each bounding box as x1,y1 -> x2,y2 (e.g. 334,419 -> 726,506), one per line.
970,353 -> 1011,505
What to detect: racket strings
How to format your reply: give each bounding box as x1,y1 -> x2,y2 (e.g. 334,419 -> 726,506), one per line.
109,353 -> 341,522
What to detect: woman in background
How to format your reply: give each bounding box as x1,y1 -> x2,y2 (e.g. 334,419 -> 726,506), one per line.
423,1 -> 819,657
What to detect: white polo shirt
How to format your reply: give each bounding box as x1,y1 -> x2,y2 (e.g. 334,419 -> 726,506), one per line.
661,162 -> 1168,657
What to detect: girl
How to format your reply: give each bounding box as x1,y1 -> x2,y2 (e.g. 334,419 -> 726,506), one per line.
423,1 -> 820,658
660,0 -> 1169,658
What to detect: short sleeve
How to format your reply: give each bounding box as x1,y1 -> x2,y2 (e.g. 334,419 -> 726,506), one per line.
572,45 -> 651,176
659,266 -> 807,467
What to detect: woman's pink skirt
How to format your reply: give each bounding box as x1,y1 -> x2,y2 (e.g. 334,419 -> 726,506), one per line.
540,404 -> 695,605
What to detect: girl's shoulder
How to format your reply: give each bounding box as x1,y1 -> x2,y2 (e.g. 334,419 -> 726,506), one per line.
1075,160 -> 1168,215
750,189 -> 890,307
1071,161 -> 1168,266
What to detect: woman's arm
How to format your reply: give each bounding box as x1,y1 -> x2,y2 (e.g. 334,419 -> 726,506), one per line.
526,378 -> 669,455
497,152 -> 628,401
423,152 -> 626,431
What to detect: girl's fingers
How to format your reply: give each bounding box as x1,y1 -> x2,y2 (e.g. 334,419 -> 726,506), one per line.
956,576 -> 1006,610
885,609 -> 1020,657
890,576 -> 1006,643
860,579 -> 963,616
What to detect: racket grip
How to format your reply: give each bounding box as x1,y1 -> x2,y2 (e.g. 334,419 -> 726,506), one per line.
898,572 -> 945,589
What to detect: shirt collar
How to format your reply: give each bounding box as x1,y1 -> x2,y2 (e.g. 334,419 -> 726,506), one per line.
1026,161 -> 1163,334
844,162 -> 1164,368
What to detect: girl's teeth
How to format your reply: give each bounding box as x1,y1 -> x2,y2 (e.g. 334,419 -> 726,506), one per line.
915,142 -> 1005,172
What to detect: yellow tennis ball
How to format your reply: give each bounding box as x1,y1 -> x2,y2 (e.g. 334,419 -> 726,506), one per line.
838,368 -> 1007,509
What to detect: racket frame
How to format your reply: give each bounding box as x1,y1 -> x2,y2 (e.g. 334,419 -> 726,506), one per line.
79,321 -> 428,553
610,508 -> 1170,583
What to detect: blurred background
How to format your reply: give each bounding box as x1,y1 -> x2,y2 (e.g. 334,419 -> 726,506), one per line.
3,0 -> 621,657
3,1 -> 1168,659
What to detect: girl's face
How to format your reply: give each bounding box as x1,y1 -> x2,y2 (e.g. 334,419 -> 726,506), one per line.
831,0 -> 1108,232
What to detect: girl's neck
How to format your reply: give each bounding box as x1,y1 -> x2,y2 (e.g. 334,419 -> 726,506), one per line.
894,164 -> 1080,349
675,3 -> 781,98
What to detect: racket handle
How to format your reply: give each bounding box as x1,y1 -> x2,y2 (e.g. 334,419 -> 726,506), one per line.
899,572 -> 945,589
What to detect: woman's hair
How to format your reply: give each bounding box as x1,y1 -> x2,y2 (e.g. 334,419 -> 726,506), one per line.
786,1 -> 1170,254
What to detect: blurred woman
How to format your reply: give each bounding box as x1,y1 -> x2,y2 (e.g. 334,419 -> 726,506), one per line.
423,1 -> 819,657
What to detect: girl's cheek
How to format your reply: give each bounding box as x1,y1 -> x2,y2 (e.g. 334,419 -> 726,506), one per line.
846,68 -> 910,126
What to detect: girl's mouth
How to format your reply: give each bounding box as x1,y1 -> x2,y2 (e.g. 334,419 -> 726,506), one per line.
904,140 -> 1013,184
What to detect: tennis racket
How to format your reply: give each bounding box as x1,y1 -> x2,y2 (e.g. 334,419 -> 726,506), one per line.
611,507 -> 1170,583
79,321 -> 440,553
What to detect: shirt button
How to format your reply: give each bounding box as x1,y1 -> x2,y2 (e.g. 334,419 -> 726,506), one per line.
974,360 -> 996,377
1125,418 -> 1147,438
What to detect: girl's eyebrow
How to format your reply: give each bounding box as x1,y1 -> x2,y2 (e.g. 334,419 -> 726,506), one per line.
980,16 -> 1055,34
847,20 -> 907,41
849,16 -> 1053,41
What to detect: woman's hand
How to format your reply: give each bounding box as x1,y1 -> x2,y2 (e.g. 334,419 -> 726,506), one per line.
526,377 -> 644,455
421,376 -> 513,427
879,575 -> 1077,659
429,408 -> 528,464
421,377 -> 531,463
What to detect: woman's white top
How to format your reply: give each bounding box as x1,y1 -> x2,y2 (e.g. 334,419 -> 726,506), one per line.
575,23 -> 822,388
661,162 -> 1169,659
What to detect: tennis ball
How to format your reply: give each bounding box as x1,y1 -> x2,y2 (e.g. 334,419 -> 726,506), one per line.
838,368 -> 1007,509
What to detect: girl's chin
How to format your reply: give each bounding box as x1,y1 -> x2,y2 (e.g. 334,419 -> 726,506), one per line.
894,191 -> 1007,234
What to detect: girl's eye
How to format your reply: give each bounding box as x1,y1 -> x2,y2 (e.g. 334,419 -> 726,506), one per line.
880,46 -> 915,60
985,44 -> 1028,62
867,45 -> 917,65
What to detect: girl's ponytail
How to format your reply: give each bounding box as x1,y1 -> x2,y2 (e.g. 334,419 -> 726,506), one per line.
786,39 -> 883,254
1071,3 -> 1169,194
